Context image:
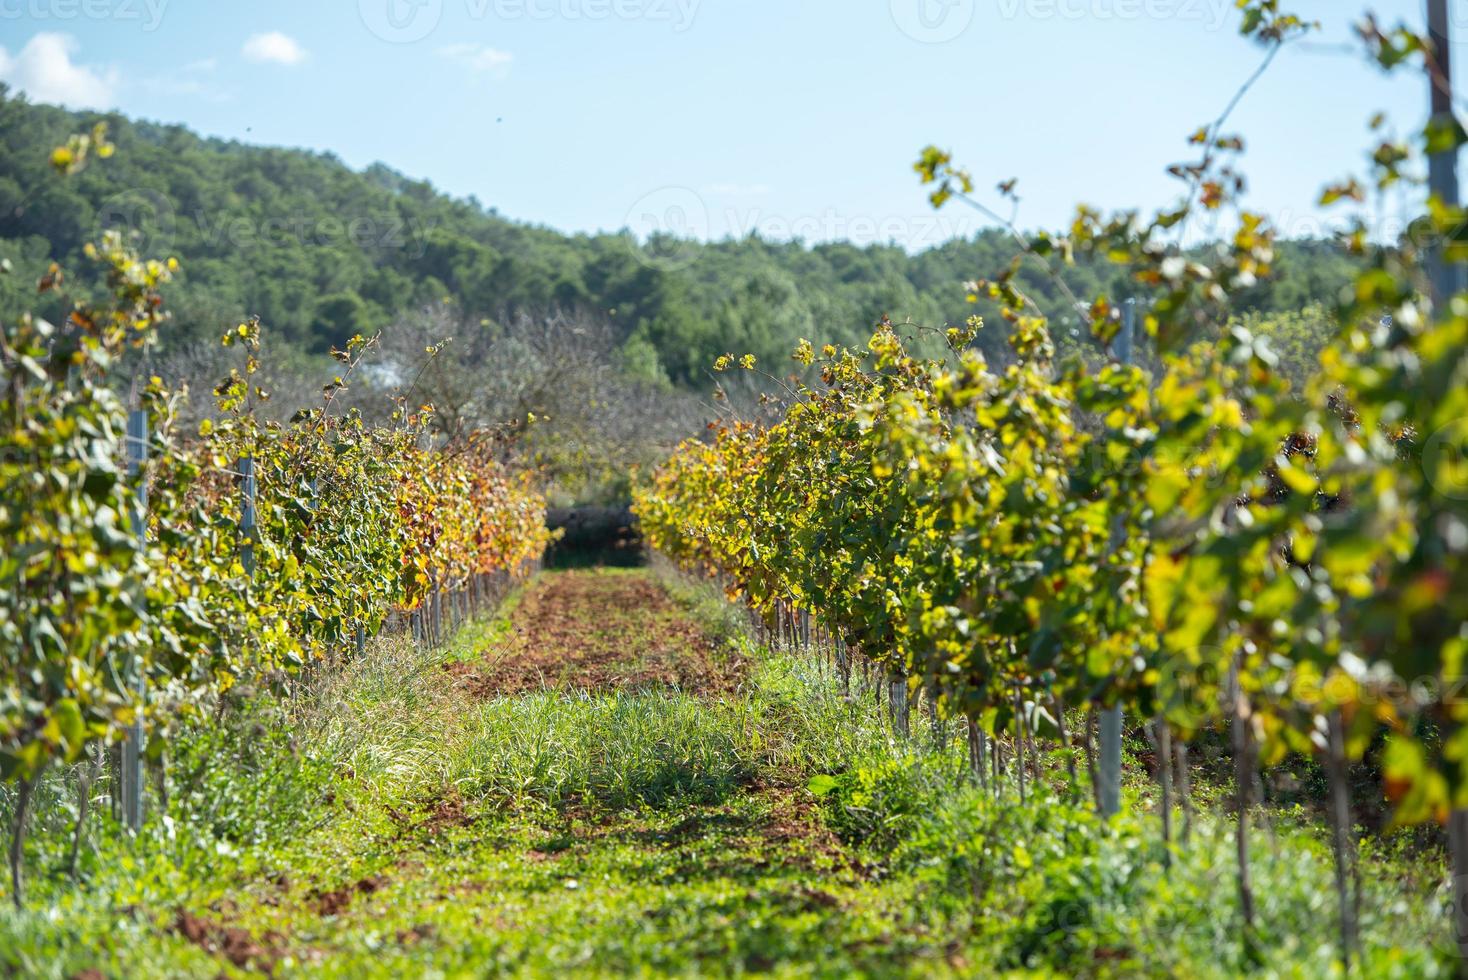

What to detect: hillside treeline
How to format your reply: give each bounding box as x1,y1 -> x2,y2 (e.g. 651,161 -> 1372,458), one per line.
0,87 -> 1359,388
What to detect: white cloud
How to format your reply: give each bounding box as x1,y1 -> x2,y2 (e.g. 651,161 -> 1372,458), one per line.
242,32 -> 307,66
141,56 -> 229,102
0,33 -> 117,109
142,75 -> 231,103
438,43 -> 514,77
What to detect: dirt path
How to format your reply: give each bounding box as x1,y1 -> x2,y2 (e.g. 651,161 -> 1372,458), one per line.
445,568 -> 744,697
167,569 -> 922,977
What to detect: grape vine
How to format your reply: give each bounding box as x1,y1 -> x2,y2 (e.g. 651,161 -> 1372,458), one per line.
0,128 -> 551,902
635,3 -> 1468,959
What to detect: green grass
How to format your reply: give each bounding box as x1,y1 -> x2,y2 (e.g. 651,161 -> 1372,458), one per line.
0,568 -> 1457,977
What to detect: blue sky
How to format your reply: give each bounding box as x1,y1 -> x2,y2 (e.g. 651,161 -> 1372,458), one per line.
0,0 -> 1448,249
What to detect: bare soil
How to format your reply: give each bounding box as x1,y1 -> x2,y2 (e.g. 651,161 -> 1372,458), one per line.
446,570 -> 742,697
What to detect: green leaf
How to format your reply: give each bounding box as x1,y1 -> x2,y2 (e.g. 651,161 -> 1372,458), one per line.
806,774 -> 840,797
1424,115 -> 1468,156
51,699 -> 85,759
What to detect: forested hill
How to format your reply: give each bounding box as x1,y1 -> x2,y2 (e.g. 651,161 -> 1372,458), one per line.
0,87 -> 1358,385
